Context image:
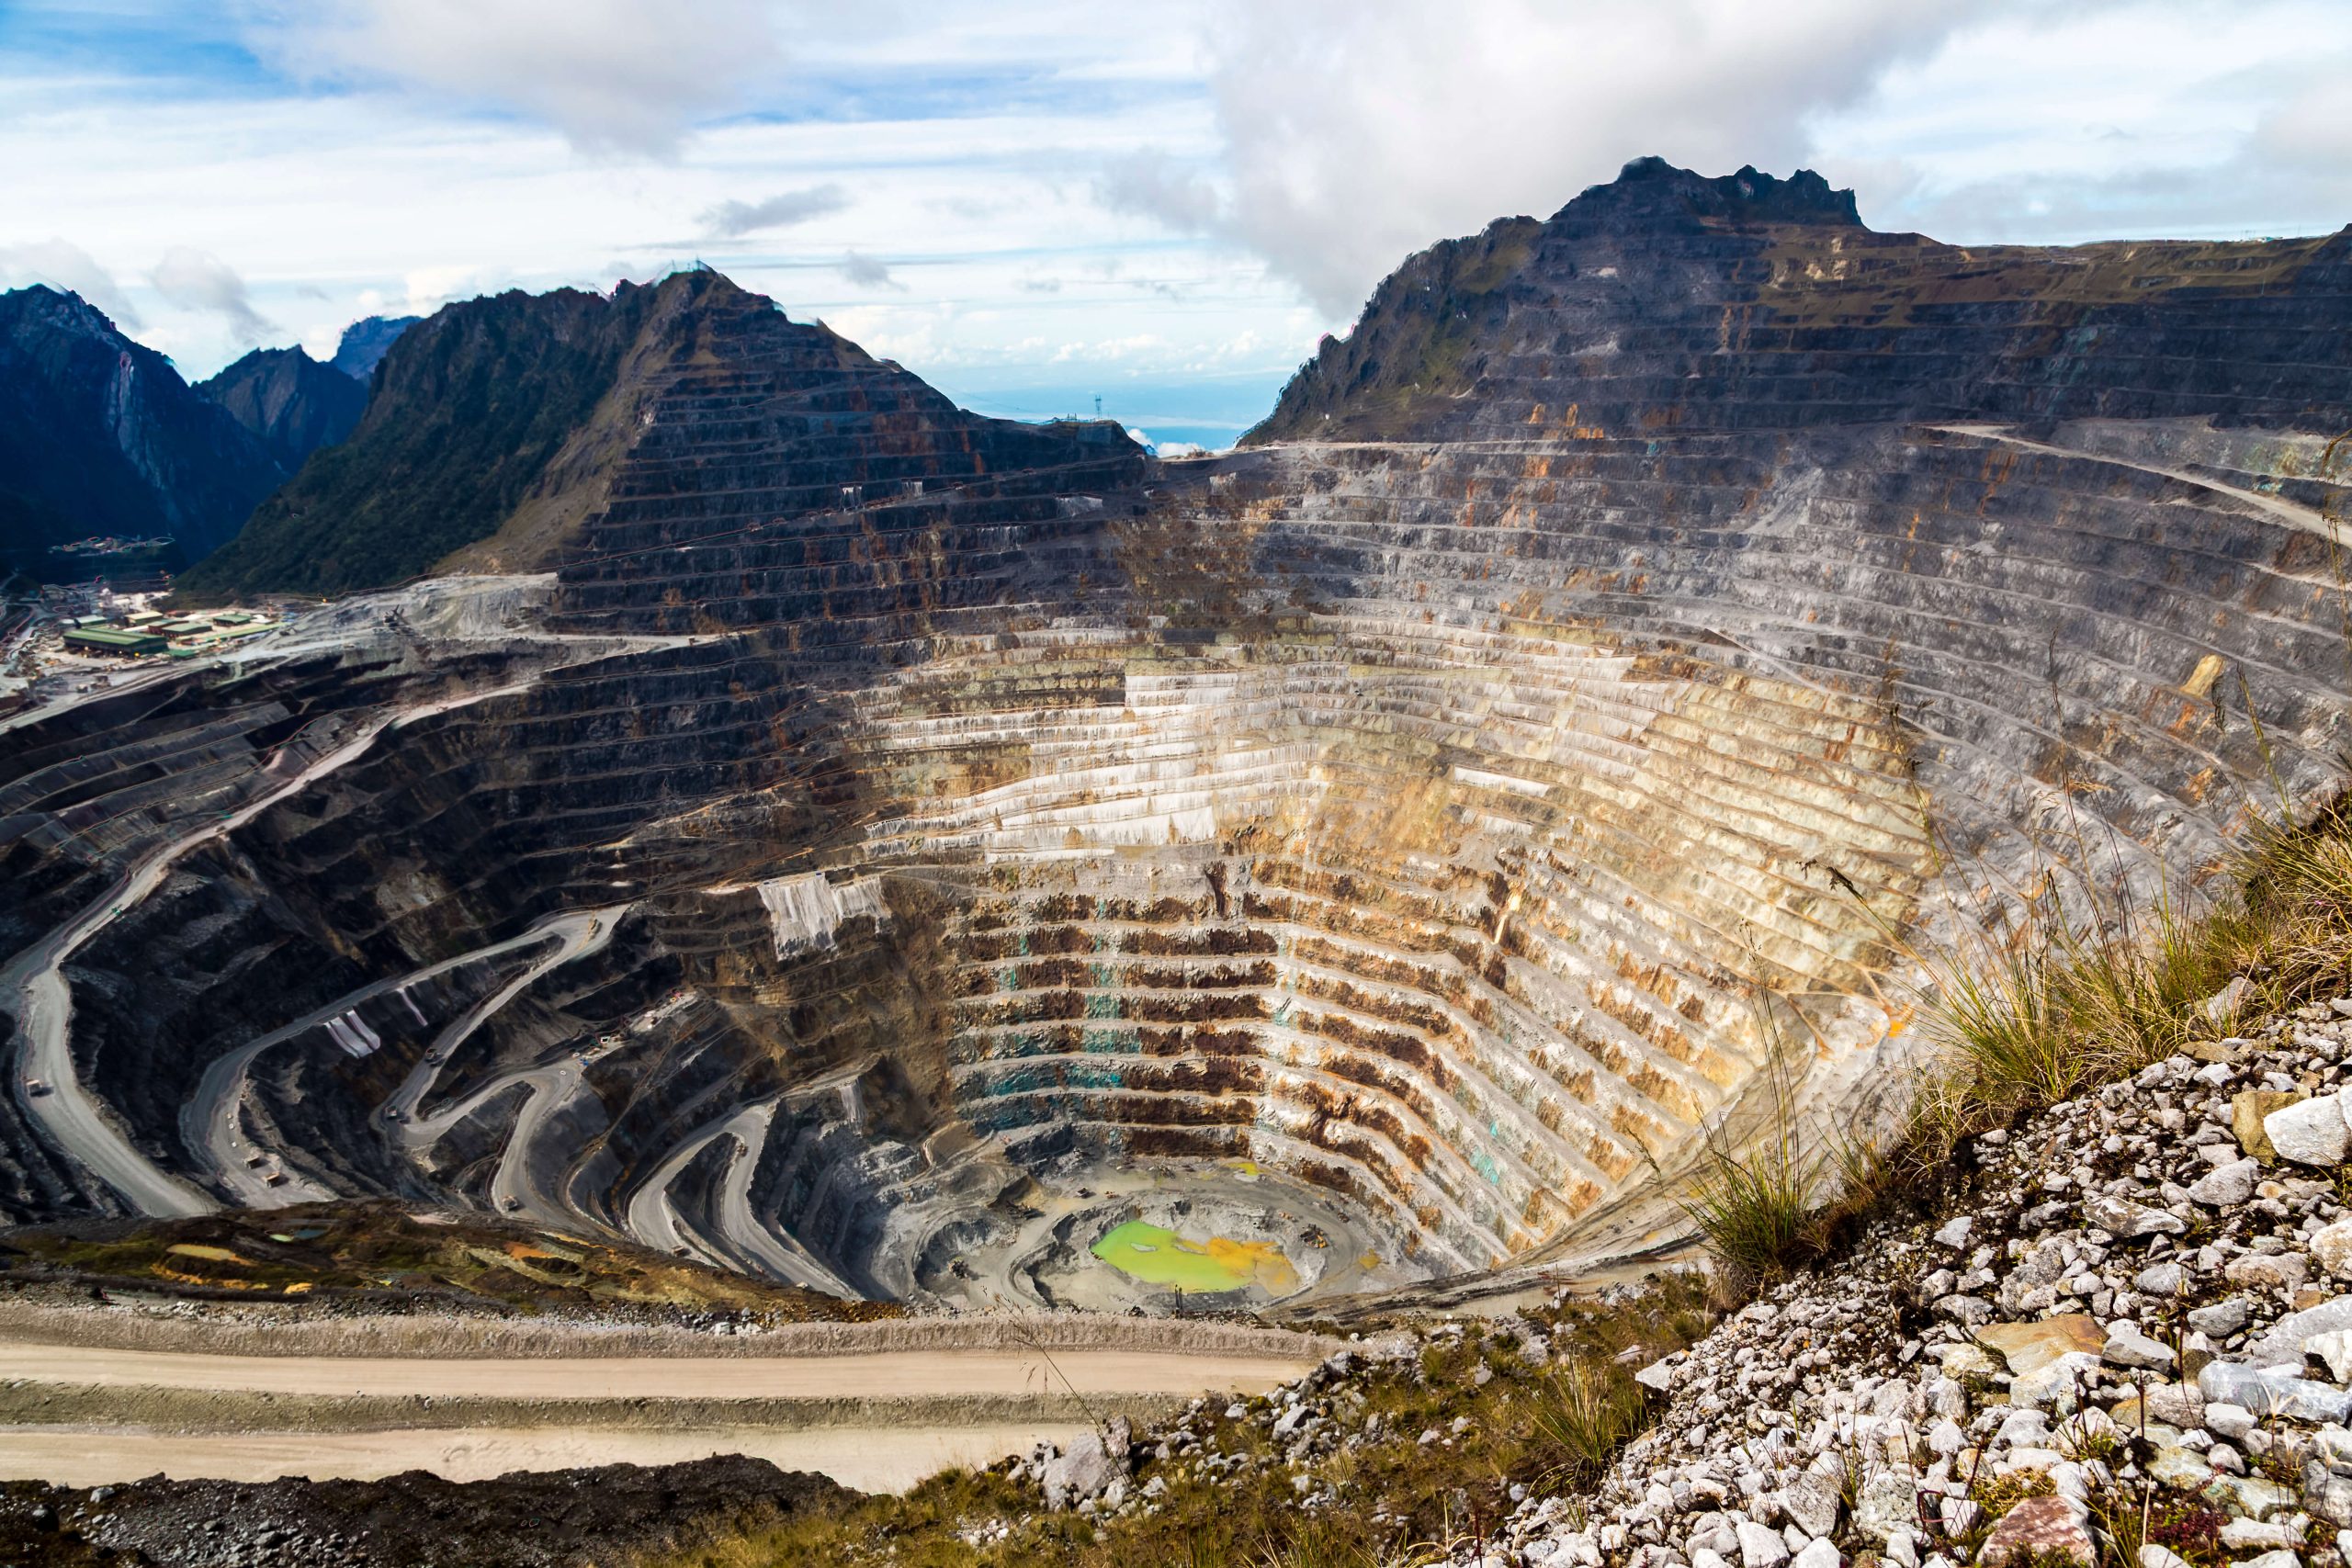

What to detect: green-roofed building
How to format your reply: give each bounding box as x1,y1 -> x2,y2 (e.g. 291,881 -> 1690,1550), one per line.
62,626 -> 167,655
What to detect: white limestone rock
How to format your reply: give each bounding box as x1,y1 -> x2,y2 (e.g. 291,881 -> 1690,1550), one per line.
2264,1093 -> 2351,1166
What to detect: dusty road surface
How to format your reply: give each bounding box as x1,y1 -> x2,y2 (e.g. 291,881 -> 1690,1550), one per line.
0,1332 -> 1317,1489
0,1421 -> 1093,1493
0,1340 -> 1313,1400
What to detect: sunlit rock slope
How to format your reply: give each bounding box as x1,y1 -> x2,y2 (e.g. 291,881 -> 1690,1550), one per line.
6,161 -> 2349,1313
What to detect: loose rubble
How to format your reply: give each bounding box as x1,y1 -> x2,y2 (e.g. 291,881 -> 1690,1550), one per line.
1009,997 -> 2352,1568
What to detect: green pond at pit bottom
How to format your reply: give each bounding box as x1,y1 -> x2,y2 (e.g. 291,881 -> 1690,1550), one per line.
1090,1220 -> 1293,1294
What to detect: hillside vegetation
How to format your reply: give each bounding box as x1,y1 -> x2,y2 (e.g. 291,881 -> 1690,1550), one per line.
173,283 -> 664,601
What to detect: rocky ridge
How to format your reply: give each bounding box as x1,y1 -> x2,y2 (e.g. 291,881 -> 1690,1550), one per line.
196,345 -> 368,471
0,285 -> 286,568
329,316 -> 420,383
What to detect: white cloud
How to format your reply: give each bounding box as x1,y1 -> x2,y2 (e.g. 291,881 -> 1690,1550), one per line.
1808,6 -> 2352,243
1107,0 -> 1980,316
700,183 -> 851,237
839,252 -> 905,290
149,246 -> 275,343
0,238 -> 141,328
247,0 -> 783,158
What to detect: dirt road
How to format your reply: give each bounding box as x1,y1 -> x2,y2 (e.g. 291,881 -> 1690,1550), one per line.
0,1340 -> 1311,1401
0,1333 -> 1314,1490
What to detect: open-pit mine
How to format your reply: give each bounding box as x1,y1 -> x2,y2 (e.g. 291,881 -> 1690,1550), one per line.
6,158 -> 2352,1326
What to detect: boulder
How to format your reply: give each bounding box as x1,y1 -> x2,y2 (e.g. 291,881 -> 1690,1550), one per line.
2082,1196 -> 2188,1238
2235,1089 -> 2305,1162
1976,1315 -> 2106,1377
2188,1157 -> 2260,1207
1040,1418 -> 1131,1511
1976,1495 -> 2094,1568
2263,1093 -> 2350,1167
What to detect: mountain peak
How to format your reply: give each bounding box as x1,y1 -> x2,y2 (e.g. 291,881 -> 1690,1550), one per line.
1567,155 -> 1862,228
196,344 -> 368,470
330,314 -> 421,381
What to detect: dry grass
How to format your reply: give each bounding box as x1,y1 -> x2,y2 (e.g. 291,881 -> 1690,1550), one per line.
631,1275 -> 1713,1568
1680,793 -> 2352,1285
1914,795 -> 2352,1142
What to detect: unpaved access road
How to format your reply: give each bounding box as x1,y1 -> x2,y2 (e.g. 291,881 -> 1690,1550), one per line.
0,1421 -> 1094,1494
0,1336 -> 1313,1490
0,1340 -> 1313,1402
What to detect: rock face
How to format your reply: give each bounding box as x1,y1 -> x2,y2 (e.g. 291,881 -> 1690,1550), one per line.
196,345 -> 368,470
328,314 -> 419,382
1250,156 -> 2352,443
0,285 -> 285,568
175,270 -> 1126,601
8,160 -> 2352,1309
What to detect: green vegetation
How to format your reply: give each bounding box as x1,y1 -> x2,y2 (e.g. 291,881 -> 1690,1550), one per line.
173,280 -> 669,602
633,1276 -> 1709,1568
1677,1111 -> 1823,1291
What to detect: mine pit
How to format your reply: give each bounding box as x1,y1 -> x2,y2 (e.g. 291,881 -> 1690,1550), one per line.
6,164 -> 2352,1351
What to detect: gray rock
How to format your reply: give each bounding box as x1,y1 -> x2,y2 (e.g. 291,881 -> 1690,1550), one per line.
2188,1158 -> 2261,1206
2312,1220 -> 2352,1281
2220,1519 -> 2304,1551
2249,1294 -> 2352,1363
2199,1359 -> 2352,1424
1932,1294 -> 1994,1325
1736,1519 -> 1791,1568
2307,1329 -> 2352,1383
1787,1540 -> 1838,1568
2203,1402 -> 2256,1440
2084,1195 -> 2188,1237
1780,1474 -> 1839,1539
2135,1261 -> 2188,1295
1854,1472 -> 1917,1546
1933,1217 -> 1974,1249
2227,1251 -> 2312,1292
2103,1325 -> 2177,1370
2231,1552 -> 2300,1568
2189,1297 -> 2254,1337
2265,1094 -> 2351,1167
1042,1429 -> 1122,1510
2205,976 -> 2256,1027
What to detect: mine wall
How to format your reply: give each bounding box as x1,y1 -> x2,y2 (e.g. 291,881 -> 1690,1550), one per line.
12,189 -> 2352,1300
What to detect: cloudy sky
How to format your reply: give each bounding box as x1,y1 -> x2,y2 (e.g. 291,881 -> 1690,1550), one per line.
6,0 -> 2352,446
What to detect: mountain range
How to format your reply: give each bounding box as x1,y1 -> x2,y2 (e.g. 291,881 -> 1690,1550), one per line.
0,301 -> 417,577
